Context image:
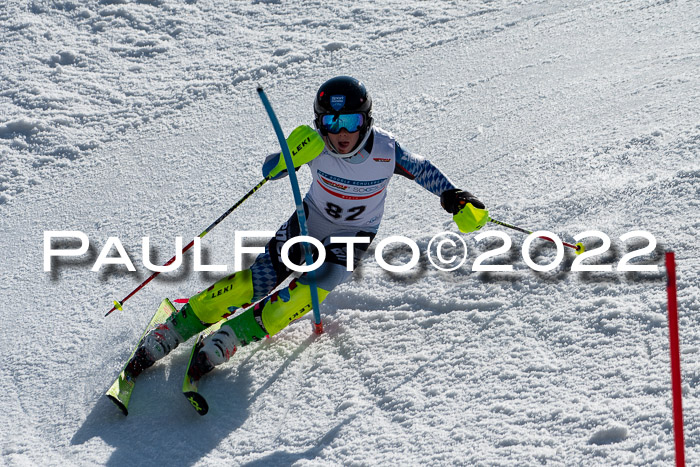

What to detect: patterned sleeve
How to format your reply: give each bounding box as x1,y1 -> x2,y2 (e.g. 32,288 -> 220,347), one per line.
394,142 -> 457,196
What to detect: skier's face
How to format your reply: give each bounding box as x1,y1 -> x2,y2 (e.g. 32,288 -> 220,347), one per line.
326,128 -> 360,154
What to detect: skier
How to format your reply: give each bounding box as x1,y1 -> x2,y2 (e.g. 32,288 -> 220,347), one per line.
125,76 -> 487,381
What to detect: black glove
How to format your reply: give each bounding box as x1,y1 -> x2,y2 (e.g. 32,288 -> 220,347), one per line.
440,189 -> 485,214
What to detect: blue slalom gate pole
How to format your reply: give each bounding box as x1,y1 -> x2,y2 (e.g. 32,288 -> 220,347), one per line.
257,87 -> 324,334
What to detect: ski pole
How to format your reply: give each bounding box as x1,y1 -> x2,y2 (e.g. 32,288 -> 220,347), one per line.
488,218 -> 585,254
106,176 -> 271,316
257,86 -> 324,334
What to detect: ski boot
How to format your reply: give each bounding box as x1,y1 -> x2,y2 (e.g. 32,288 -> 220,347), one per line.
125,302 -> 205,377
187,326 -> 241,381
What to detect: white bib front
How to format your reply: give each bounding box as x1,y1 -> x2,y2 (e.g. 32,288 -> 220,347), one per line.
305,128 -> 396,228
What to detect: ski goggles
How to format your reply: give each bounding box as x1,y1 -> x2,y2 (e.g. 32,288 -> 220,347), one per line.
319,113 -> 365,134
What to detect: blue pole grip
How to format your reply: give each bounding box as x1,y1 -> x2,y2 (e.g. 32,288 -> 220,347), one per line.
257,87 -> 323,327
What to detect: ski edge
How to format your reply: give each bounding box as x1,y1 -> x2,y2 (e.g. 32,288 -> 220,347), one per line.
182,334 -> 208,415
105,298 -> 176,415
182,319 -> 226,415
106,393 -> 129,416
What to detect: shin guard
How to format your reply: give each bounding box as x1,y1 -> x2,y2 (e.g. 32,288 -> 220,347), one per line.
188,269 -> 255,324
222,279 -> 330,344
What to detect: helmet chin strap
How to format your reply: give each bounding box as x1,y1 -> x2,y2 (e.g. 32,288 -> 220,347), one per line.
325,128 -> 373,159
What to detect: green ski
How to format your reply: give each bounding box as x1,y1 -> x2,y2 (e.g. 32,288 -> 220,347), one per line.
105,298 -> 176,415
182,319 -> 226,416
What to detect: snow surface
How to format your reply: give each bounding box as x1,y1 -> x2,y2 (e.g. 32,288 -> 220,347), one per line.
1,0 -> 699,465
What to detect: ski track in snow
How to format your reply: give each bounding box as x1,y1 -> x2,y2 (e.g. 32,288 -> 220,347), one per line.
0,0 -> 519,206
1,0 -> 699,465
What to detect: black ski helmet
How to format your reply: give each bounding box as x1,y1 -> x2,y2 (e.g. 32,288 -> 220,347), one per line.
314,76 -> 373,138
